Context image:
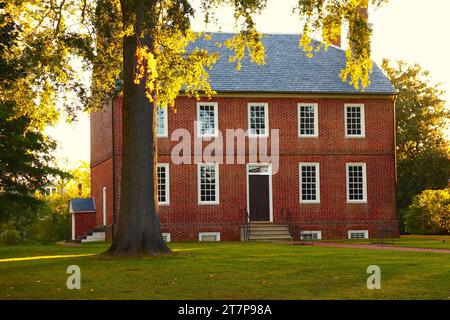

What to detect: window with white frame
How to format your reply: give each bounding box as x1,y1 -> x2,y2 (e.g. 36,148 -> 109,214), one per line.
346,163 -> 367,202
157,164 -> 169,205
197,103 -> 218,137
248,103 -> 269,136
348,230 -> 369,239
162,233 -> 171,242
156,105 -> 168,137
298,103 -> 318,137
300,231 -> 322,240
345,104 -> 365,137
44,186 -> 57,196
199,232 -> 221,241
299,163 -> 320,203
198,163 -> 219,204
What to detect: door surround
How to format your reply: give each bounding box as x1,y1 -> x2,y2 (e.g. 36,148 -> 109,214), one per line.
246,163 -> 273,222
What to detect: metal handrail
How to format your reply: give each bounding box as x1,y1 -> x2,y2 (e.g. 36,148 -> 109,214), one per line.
240,208 -> 251,241
281,208 -> 293,235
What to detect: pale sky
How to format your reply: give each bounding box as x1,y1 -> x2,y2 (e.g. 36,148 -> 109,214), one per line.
46,0 -> 450,164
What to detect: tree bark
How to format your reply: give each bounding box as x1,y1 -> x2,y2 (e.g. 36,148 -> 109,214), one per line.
107,0 -> 170,255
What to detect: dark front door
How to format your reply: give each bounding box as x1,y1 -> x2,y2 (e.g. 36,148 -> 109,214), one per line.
248,175 -> 270,221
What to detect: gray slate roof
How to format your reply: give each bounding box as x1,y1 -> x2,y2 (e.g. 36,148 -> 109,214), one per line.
191,33 -> 396,95
69,198 -> 96,213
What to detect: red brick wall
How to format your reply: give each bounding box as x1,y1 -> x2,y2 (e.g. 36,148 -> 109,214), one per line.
91,95 -> 398,241
112,97 -> 123,231
91,158 -> 113,226
91,100 -> 113,166
74,212 -> 97,239
90,98 -> 119,228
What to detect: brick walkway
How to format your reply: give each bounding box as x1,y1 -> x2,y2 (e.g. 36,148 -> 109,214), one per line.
293,241 -> 450,254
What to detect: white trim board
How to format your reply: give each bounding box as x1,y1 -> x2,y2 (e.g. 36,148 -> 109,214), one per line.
102,186 -> 107,226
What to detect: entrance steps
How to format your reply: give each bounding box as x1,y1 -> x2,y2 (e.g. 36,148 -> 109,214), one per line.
79,227 -> 106,243
249,222 -> 293,241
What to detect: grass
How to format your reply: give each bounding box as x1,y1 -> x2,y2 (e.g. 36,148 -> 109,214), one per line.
0,238 -> 449,300
322,235 -> 450,250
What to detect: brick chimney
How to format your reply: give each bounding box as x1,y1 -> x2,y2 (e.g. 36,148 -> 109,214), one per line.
358,4 -> 369,21
330,32 -> 341,48
330,5 -> 369,48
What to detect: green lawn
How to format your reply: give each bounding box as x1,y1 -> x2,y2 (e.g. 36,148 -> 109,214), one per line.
318,235 -> 450,250
0,240 -> 449,300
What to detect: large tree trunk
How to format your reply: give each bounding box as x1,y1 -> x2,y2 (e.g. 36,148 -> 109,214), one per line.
107,0 -> 170,255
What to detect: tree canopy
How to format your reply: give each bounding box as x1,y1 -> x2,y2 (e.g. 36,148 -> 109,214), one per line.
403,188 -> 450,235
383,60 -> 450,208
3,0 -> 386,111
0,2 -> 63,220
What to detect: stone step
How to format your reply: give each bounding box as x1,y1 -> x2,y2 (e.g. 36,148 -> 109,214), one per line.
81,236 -> 105,243
81,231 -> 106,243
245,222 -> 293,241
250,221 -> 277,225
249,226 -> 290,232
250,234 -> 293,241
250,231 -> 292,237
250,227 -> 290,232
250,222 -> 288,226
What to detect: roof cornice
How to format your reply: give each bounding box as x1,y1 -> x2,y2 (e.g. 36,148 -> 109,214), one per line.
179,92 -> 396,100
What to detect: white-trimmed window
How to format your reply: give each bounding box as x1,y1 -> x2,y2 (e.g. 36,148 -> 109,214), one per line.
248,103 -> 269,137
156,106 -> 168,137
348,230 -> 369,239
44,186 -> 57,196
198,163 -> 219,204
298,103 -> 318,137
197,102 -> 218,137
345,104 -> 365,137
199,232 -> 221,241
162,233 -> 171,242
157,163 -> 170,205
299,163 -> 320,203
346,163 -> 367,203
300,231 -> 322,240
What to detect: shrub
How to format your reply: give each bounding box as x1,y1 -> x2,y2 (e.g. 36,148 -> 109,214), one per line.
403,188 -> 450,235
0,229 -> 21,245
25,202 -> 71,244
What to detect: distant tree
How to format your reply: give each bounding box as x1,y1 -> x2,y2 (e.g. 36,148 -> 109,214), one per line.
403,189 -> 450,236
28,162 -> 91,243
0,5 -> 63,222
0,102 -> 58,218
382,60 -> 450,232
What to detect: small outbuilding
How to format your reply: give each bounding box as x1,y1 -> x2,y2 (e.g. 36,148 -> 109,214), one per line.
69,198 -> 96,240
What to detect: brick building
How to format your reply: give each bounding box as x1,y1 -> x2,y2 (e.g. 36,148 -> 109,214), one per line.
89,33 -> 398,242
